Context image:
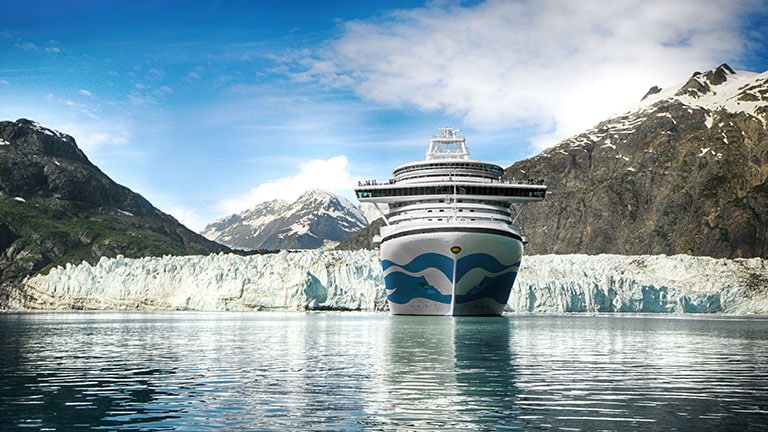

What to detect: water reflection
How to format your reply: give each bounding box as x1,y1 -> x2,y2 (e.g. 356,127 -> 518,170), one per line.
453,318 -> 518,425
381,316 -> 520,430
509,315 -> 768,431
0,313 -> 188,431
1,313 -> 767,431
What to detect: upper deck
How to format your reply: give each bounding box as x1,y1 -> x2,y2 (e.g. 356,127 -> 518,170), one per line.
392,128 -> 504,183
392,159 -> 505,183
354,127 -> 547,204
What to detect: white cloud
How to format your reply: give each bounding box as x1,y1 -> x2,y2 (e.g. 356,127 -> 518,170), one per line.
213,155 -> 356,216
16,42 -> 37,51
168,206 -> 206,232
300,0 -> 751,152
56,122 -> 131,152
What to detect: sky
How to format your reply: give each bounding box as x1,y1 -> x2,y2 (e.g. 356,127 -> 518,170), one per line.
2,0 -> 767,231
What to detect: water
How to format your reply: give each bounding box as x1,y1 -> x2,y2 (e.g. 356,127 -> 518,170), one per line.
1,312 -> 767,431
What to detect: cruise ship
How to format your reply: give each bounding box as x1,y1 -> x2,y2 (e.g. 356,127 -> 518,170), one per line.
355,128 -> 546,316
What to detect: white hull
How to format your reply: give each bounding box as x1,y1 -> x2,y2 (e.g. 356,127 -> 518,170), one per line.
380,225 -> 523,316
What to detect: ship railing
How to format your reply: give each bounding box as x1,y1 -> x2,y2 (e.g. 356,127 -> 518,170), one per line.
357,177 -> 546,186
357,179 -> 397,187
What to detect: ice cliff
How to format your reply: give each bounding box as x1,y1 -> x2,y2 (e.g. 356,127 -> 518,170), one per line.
16,252 -> 768,314
514,255 -> 768,314
19,251 -> 386,312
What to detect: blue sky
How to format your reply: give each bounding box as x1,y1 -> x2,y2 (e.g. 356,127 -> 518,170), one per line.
2,0 -> 767,230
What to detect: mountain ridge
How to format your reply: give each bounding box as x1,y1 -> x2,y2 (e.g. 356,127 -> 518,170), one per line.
0,118 -> 229,299
201,189 -> 368,250
505,63 -> 768,258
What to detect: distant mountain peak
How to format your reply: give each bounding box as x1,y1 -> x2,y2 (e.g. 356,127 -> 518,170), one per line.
201,189 -> 368,250
296,188 -> 336,204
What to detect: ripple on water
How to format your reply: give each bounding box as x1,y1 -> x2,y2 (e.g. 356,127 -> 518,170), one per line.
0,313 -> 767,431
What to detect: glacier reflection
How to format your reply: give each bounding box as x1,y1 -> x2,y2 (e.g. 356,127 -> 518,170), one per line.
1,313 -> 767,431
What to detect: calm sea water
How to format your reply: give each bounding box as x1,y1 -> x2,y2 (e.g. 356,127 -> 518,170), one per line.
1,312 -> 767,431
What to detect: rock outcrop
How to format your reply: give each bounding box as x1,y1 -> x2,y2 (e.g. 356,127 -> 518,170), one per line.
507,64 -> 768,258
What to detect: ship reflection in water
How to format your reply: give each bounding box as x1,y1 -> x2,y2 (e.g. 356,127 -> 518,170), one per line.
1,312 -> 766,431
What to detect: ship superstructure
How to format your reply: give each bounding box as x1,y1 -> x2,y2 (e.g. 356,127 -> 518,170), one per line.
355,128 -> 546,315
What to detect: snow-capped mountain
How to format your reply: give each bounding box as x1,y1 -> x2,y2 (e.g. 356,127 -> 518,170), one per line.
201,189 -> 368,250
507,63 -> 768,259
636,63 -> 768,116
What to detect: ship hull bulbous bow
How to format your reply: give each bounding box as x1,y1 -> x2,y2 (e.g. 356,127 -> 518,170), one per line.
380,228 -> 523,316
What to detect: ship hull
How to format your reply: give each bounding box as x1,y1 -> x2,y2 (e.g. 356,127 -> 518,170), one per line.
379,225 -> 523,316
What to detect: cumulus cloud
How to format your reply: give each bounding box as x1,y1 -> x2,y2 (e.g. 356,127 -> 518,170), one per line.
299,0 -> 753,151
213,155 -> 356,216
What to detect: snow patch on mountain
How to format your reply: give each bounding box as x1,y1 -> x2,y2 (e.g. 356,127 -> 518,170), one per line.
631,64 -> 768,123
542,63 -> 768,159
17,252 -> 768,314
201,189 -> 368,250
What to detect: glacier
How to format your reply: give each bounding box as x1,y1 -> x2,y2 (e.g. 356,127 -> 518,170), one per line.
13,251 -> 768,314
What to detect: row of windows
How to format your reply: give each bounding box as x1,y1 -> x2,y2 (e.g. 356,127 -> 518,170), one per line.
391,217 -> 498,223
389,211 -> 512,225
394,171 -> 500,183
390,205 -> 510,217
393,162 -> 504,178
356,184 -> 546,199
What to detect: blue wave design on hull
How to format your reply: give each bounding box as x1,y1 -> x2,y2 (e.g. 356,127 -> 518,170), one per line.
382,251 -> 520,306
455,271 -> 518,305
384,273 -> 452,305
456,254 -> 519,281
382,253 -> 454,281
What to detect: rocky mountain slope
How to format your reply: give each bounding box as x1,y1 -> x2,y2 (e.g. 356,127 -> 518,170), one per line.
0,119 -> 229,297
201,189 -> 368,250
335,218 -> 386,251
507,64 -> 768,258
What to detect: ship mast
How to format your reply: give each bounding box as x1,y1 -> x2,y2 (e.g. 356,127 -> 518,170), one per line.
426,127 -> 470,160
